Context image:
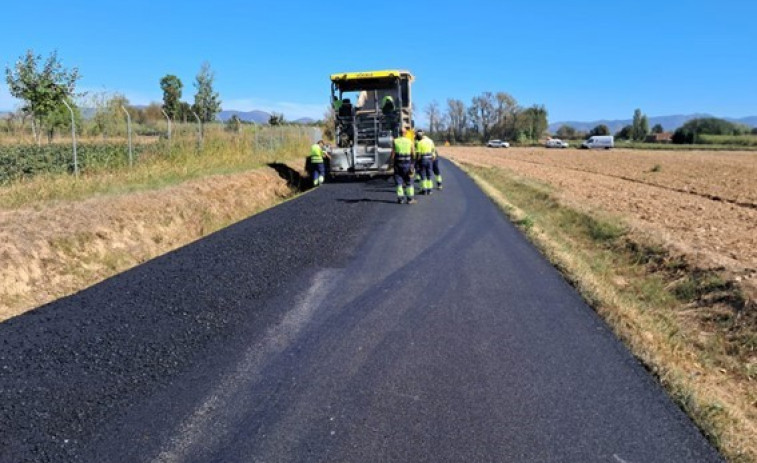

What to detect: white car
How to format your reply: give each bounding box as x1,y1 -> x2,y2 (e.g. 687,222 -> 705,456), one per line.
545,138 -> 569,148
486,139 -> 510,148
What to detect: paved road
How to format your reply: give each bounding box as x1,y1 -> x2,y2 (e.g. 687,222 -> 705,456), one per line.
1,159 -> 722,462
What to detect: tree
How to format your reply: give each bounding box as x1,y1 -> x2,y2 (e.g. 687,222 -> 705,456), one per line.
192,62 -> 221,123
160,74 -> 183,119
651,123 -> 664,134
470,92 -> 496,140
517,105 -> 549,142
424,100 -> 441,135
615,125 -> 634,140
446,99 -> 467,142
672,117 -> 749,144
5,49 -> 81,144
640,115 -> 649,139
492,92 -> 519,140
631,108 -> 649,141
555,125 -> 576,139
269,112 -> 285,125
589,124 -> 611,136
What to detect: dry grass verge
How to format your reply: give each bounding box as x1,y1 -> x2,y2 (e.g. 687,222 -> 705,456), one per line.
460,163 -> 756,462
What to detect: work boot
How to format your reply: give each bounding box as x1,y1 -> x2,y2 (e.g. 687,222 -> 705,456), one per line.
407,198 -> 417,205
426,189 -> 433,196
397,197 -> 405,204
437,184 -> 443,190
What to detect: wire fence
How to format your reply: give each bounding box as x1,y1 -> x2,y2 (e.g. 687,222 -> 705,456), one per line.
0,123 -> 323,185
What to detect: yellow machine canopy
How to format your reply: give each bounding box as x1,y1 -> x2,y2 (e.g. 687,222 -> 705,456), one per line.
330,70 -> 414,92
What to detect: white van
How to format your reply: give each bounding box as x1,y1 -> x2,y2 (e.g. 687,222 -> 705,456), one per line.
581,135 -> 614,149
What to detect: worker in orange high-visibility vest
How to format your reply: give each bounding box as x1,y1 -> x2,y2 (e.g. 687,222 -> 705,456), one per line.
309,140 -> 331,187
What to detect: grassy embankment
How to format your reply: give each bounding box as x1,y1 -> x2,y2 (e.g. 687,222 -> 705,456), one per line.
1,126 -> 310,321
460,163 -> 756,463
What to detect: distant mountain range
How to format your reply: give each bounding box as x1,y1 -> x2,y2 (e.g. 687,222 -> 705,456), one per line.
218,110 -> 315,125
549,114 -> 757,134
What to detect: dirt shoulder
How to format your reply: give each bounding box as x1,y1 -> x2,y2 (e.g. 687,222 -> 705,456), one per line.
0,165 -> 302,321
446,147 -> 757,300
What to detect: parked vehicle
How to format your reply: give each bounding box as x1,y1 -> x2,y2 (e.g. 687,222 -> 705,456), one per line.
486,139 -> 510,148
545,138 -> 569,148
581,135 -> 614,149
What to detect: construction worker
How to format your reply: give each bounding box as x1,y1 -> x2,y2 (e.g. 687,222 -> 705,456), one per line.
432,150 -> 443,190
309,140 -> 330,187
415,130 -> 436,195
390,128 -> 416,204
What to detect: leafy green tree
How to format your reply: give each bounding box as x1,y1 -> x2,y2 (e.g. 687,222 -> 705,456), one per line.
640,115 -> 649,138
672,117 -> 748,144
555,125 -> 576,139
651,123 -> 664,134
615,125 -> 633,140
160,74 -> 183,119
631,108 -> 649,141
268,112 -> 285,125
5,49 -> 81,144
517,105 -> 548,142
43,98 -> 82,142
589,124 -> 611,136
192,62 -> 221,123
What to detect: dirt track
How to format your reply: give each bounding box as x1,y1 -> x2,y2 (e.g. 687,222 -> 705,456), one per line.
447,147 -> 757,291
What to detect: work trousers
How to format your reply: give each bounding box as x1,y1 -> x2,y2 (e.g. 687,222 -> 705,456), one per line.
394,161 -> 415,198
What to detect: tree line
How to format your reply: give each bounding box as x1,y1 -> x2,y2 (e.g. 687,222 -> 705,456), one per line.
4,49 -> 222,143
553,108 -> 756,144
423,92 -> 548,144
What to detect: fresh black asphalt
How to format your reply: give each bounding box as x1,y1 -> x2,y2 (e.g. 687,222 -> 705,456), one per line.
0,159 -> 723,462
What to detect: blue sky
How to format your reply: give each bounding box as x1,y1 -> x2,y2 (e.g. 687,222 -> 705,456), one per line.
1,0 -> 756,124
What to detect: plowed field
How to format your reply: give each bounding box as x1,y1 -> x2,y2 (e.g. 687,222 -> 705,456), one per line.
447,147 -> 757,292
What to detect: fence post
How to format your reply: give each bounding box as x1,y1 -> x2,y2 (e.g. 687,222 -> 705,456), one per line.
61,100 -> 79,178
161,109 -> 172,141
192,111 -> 203,148
121,106 -> 133,167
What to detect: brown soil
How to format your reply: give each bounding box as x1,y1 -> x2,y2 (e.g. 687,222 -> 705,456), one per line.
0,167 -> 297,322
447,147 -> 757,298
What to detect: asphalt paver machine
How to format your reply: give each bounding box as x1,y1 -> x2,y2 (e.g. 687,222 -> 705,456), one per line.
329,70 -> 414,178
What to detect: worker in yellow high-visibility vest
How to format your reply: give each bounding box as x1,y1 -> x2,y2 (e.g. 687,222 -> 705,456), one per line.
309,140 -> 331,187
415,130 -> 436,195
390,128 -> 416,204
432,151 -> 443,190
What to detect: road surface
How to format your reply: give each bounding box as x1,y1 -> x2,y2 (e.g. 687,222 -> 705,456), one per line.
0,159 -> 722,462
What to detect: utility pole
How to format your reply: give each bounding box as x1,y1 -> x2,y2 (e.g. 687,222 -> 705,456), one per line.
121,105 -> 133,167
61,99 -> 78,178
